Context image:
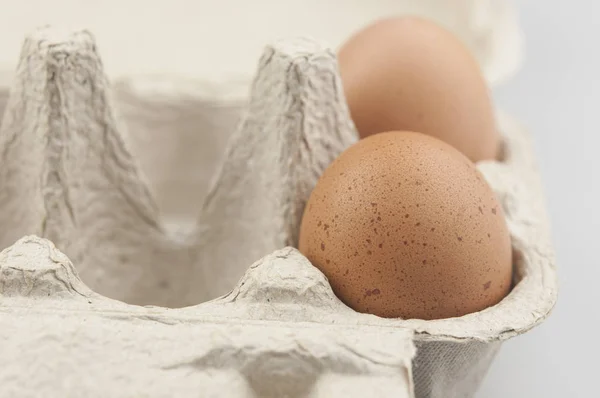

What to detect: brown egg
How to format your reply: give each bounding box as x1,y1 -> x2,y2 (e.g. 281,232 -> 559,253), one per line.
298,131 -> 512,320
338,17 -> 500,162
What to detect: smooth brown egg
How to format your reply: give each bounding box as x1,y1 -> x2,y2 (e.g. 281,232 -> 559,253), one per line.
338,17 -> 500,162
298,131 -> 512,320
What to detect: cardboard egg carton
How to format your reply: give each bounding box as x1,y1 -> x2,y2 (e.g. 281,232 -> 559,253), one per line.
0,18 -> 555,398
0,0 -> 523,89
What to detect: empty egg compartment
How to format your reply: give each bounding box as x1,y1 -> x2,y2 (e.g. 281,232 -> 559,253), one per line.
0,26 -> 556,398
0,237 -> 415,398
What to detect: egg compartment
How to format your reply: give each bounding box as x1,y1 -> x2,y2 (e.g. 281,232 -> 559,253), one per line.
0,27 -> 556,398
0,237 -> 416,397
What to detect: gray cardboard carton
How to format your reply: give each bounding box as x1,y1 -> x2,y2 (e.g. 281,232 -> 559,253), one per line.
0,23 -> 556,398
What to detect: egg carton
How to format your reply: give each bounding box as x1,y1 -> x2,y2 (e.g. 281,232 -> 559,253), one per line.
0,23 -> 556,398
0,0 -> 523,89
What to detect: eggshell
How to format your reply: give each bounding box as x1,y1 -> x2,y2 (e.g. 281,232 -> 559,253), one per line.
338,17 -> 500,162
298,131 -> 512,320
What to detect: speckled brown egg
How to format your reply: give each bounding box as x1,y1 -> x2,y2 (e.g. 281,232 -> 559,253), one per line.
298,131 -> 512,320
338,16 -> 500,162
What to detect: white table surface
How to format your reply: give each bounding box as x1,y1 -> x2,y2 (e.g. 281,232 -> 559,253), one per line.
0,1 -> 591,397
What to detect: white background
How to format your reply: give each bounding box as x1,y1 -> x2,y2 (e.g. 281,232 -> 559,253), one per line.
0,1 -> 593,397
482,1 -> 596,397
